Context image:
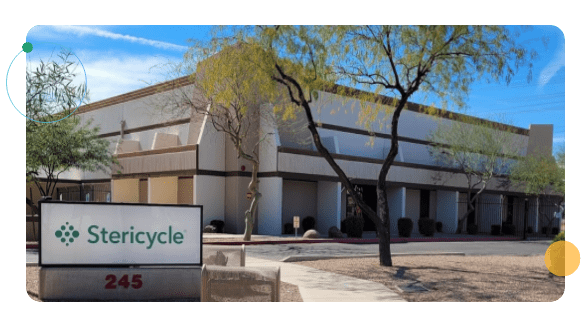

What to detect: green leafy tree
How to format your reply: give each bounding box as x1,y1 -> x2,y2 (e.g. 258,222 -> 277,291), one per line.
26,117 -> 115,198
26,48 -> 116,213
153,42 -> 292,241
510,148 -> 564,236
428,116 -> 523,233
237,25 -> 535,266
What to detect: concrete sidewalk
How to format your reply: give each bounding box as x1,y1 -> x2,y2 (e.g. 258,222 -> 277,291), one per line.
246,256 -> 406,302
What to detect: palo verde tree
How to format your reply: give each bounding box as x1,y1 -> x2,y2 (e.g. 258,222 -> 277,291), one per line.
241,25 -> 536,266
153,42 -> 292,241
26,48 -> 116,214
427,116 -> 523,233
509,147 -> 564,236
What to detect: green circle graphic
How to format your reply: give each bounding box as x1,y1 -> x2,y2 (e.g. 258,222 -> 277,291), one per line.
72,230 -> 79,238
61,225 -> 66,230
22,42 -> 33,53
55,230 -> 62,238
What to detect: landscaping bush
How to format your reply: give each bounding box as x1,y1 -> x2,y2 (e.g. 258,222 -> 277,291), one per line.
551,231 -> 565,244
210,220 -> 225,233
302,216 -> 316,232
283,223 -> 294,234
340,219 -> 347,233
541,227 -> 548,235
502,223 -> 516,235
435,221 -> 443,233
552,227 -> 559,235
345,215 -> 364,238
491,224 -> 501,236
467,224 -> 478,235
527,226 -> 534,234
397,217 -> 414,238
418,217 -> 435,237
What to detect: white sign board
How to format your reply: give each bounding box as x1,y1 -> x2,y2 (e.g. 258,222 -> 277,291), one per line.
40,201 -> 202,266
293,216 -> 300,229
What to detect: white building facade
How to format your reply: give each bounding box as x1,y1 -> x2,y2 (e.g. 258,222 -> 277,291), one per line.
27,76 -> 558,237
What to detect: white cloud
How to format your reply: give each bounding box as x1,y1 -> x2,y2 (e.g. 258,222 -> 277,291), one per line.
538,43 -> 565,88
50,26 -> 189,52
80,54 -> 182,102
553,136 -> 565,143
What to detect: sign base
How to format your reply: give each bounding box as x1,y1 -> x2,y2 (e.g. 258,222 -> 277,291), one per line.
39,266 -> 201,301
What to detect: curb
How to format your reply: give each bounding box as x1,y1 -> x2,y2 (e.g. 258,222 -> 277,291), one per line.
281,252 -> 466,262
26,236 -> 523,249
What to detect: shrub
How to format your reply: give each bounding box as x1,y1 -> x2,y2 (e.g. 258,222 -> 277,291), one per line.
210,220 -> 225,233
283,223 -> 294,234
345,216 -> 364,238
552,227 -> 559,235
340,219 -> 347,233
502,223 -> 516,235
418,218 -> 435,237
541,227 -> 548,235
302,216 -> 316,232
435,221 -> 443,233
491,225 -> 501,236
467,224 -> 478,235
551,231 -> 565,244
397,218 -> 414,238
527,226 -> 534,234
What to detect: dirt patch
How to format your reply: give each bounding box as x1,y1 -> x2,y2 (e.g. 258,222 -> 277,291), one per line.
25,266 -> 301,302
296,255 -> 564,302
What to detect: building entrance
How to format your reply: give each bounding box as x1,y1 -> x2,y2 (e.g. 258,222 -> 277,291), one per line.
358,185 -> 378,231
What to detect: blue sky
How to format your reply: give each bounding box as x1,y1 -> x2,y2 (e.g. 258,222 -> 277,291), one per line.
25,25 -> 565,151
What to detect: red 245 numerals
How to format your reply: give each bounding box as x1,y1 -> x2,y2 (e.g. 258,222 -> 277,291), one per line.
105,274 -> 143,289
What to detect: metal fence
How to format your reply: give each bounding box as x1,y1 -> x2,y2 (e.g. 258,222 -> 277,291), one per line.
457,197 -> 563,239
56,183 -> 111,202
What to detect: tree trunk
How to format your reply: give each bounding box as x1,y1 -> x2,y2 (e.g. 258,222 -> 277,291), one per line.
376,188 -> 392,266
243,161 -> 260,241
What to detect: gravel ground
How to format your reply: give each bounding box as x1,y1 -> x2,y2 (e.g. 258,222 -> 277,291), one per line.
25,266 -> 301,302
296,255 -> 564,302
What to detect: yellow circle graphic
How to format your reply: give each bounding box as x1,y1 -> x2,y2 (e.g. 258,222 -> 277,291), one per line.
545,241 -> 580,276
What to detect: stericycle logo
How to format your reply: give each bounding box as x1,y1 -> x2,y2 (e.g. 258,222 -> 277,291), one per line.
54,222 -> 80,247
87,225 -> 185,250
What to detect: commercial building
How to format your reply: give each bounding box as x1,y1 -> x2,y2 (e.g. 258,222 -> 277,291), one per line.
26,75 -> 560,238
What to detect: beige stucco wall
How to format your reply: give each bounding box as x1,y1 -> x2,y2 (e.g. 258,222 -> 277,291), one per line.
527,124 -> 554,157
112,178 -> 140,203
178,177 -> 194,205
152,133 -> 180,149
149,176 -> 178,204
115,150 -> 197,175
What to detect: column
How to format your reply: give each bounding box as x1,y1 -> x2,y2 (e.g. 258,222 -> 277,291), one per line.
316,181 -> 342,235
388,186 -> 406,237
257,177 -> 283,235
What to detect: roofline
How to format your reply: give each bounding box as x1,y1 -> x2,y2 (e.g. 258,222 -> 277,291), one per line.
74,75 -> 193,115
74,75 -> 530,136
323,84 -> 530,136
